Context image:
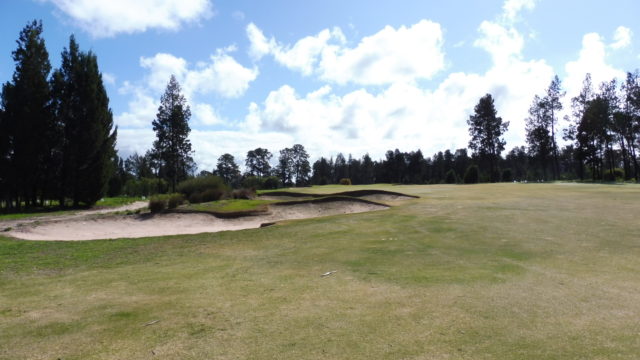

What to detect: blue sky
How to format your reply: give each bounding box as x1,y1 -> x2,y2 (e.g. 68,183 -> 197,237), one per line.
1,0 -> 638,171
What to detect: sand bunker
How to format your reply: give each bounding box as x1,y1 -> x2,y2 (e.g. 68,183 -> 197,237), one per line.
6,199 -> 388,241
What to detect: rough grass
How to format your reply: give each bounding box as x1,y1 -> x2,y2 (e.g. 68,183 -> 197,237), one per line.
1,183 -> 640,359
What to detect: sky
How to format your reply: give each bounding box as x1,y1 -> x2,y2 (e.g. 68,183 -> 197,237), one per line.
0,0 -> 638,171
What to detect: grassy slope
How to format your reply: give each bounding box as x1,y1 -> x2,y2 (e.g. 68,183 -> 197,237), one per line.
1,183 -> 640,359
0,196 -> 143,221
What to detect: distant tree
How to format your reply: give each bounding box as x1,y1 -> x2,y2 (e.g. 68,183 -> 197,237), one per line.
276,147 -> 294,186
525,94 -> 553,180
312,157 -> 332,185
453,149 -> 470,181
620,71 -> 640,180
467,94 -> 509,182
290,144 -> 311,186
406,150 -> 426,183
333,153 -> 348,182
124,152 -> 154,179
215,153 -> 241,186
445,169 -> 457,184
1,20 -> 55,208
463,165 -> 479,184
504,146 -> 529,181
151,75 -> 195,192
544,75 -> 565,179
566,74 -> 594,180
245,147 -> 272,177
59,36 -> 117,205
360,154 -> 375,184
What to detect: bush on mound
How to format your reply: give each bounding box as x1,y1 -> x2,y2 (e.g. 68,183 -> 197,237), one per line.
149,195 -> 167,213
177,176 -> 229,204
339,178 -> 352,185
167,193 -> 184,209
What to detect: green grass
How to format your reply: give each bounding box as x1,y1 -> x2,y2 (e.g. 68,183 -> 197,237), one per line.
0,197 -> 143,221
1,183 -> 640,359
183,199 -> 272,213
94,196 -> 144,208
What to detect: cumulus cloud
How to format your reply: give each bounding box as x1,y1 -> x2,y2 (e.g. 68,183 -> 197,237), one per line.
502,0 -> 538,23
247,20 -> 445,85
115,48 -> 257,130
611,26 -> 632,49
44,0 -> 214,37
564,32 -> 626,103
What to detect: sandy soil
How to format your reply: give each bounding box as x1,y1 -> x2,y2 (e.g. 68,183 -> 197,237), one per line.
6,200 -> 387,241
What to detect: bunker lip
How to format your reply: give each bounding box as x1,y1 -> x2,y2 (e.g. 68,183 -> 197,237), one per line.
259,189 -> 418,202
6,198 -> 389,241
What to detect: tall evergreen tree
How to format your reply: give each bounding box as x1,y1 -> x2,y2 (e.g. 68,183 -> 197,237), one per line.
467,94 -> 509,181
1,20 -> 54,208
151,75 -> 195,192
544,75 -> 565,179
525,94 -> 553,179
53,35 -> 117,206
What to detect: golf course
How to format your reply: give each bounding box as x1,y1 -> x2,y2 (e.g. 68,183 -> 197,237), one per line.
1,182 -> 639,359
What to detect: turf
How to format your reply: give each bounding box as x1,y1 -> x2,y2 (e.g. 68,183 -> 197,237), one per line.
1,183 -> 639,359
0,196 -> 143,221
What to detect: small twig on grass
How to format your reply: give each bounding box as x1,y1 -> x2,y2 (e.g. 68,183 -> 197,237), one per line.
321,270 -> 337,277
143,319 -> 160,326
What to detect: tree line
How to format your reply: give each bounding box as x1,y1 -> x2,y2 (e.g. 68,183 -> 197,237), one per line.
2,20 -> 640,212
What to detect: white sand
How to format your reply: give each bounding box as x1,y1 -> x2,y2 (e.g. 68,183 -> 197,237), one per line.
6,200 -> 387,241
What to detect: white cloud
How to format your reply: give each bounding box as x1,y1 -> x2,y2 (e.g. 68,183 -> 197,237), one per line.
44,0 -> 214,37
611,26 -> 632,49
115,48 -> 257,129
247,20 -> 445,85
475,21 -> 524,65
502,0 -> 537,23
102,72 -> 116,85
564,32 -> 626,103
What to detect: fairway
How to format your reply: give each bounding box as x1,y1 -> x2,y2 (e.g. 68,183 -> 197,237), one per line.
1,183 -> 639,359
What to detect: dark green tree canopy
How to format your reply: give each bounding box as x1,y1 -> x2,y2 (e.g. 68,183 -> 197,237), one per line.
215,153 -> 241,186
245,147 -> 272,177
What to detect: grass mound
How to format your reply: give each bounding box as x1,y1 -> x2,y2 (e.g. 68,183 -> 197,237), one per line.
261,189 -> 418,199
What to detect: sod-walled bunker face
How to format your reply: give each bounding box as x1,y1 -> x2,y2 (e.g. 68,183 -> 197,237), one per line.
6,190 -> 417,241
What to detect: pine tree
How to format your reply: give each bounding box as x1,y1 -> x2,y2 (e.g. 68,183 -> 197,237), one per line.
544,75 -> 565,179
215,153 -> 240,186
467,94 -> 509,182
152,75 -> 195,192
525,94 -> 553,179
53,35 -> 117,206
1,20 -> 55,208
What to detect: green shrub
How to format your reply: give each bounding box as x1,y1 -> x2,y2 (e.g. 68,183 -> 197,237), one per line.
177,176 -> 228,198
148,196 -> 167,213
201,189 -> 224,202
464,165 -> 479,184
232,188 -> 255,199
167,193 -> 184,209
263,176 -> 281,189
339,178 -> 352,185
502,168 -> 513,182
445,169 -> 457,184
